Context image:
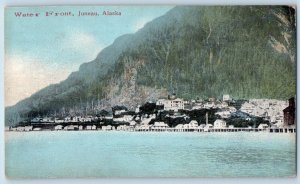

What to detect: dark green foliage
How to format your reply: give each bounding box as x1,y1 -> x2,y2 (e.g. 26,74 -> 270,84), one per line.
5,6 -> 296,126
152,108 -> 219,127
139,102 -> 157,114
164,117 -> 189,128
227,111 -> 270,128
97,110 -> 111,117
132,6 -> 296,100
228,100 -> 249,110
112,105 -> 128,115
181,109 -> 220,125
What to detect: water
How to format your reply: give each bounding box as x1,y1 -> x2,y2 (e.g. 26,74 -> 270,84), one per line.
5,131 -> 296,178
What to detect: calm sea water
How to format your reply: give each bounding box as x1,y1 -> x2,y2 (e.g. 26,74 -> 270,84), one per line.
5,131 -> 296,178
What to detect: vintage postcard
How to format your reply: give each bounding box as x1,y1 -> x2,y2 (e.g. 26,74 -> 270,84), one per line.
4,5 -> 296,178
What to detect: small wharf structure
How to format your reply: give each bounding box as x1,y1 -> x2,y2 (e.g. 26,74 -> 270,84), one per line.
134,127 -> 296,133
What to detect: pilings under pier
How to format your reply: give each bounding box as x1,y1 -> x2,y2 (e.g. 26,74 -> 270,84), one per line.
133,128 -> 296,133
8,126 -> 296,133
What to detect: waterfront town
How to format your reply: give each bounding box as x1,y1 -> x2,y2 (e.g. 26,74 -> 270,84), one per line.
6,94 -> 296,133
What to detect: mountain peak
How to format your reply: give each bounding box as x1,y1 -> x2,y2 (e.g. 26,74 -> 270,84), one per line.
5,6 -> 296,126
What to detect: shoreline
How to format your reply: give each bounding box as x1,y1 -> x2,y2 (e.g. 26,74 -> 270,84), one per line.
5,127 -> 296,133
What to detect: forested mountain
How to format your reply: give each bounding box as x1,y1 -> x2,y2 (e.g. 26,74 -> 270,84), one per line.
5,6 -> 296,126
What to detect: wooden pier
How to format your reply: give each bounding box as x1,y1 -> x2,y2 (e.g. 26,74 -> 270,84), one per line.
8,125 -> 296,133
134,128 -> 296,133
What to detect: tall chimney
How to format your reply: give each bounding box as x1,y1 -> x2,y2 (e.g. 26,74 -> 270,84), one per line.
206,112 -> 208,125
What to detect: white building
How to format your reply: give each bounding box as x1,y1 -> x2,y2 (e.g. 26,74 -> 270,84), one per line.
216,102 -> 229,108
152,122 -> 169,129
192,105 -> 203,110
223,94 -> 231,102
54,125 -> 63,130
136,124 -> 150,130
156,98 -> 184,112
188,120 -> 198,129
203,102 -> 216,109
104,115 -> 113,120
64,117 -> 72,122
240,102 -> 255,114
16,126 -> 25,131
213,119 -> 227,129
113,115 -> 133,123
24,126 -> 33,131
129,121 -> 137,127
117,125 -> 129,131
104,125 -> 114,130
11,127 -> 17,131
199,124 -> 206,129
140,114 -> 156,125
274,120 -> 284,128
123,115 -> 133,122
54,118 -> 64,123
82,116 -> 93,122
64,125 -> 77,130
228,125 -> 234,129
241,99 -> 288,125
102,125 -> 113,131
258,123 -> 269,129
72,116 -> 82,122
215,111 -> 231,119
175,124 -> 184,129
41,117 -> 52,123
31,117 -> 42,123
115,109 -> 126,115
204,124 -> 213,132
183,124 -> 190,129
135,105 -> 140,113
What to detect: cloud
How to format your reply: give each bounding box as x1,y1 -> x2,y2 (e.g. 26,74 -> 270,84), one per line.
5,54 -> 71,107
5,32 -> 105,107
64,31 -> 103,61
133,18 -> 151,32
69,31 -> 97,48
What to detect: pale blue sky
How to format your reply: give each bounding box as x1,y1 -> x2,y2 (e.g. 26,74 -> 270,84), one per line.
1,2 -> 300,184
5,6 -> 173,106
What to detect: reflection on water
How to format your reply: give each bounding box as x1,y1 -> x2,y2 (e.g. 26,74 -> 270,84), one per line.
5,131 -> 296,178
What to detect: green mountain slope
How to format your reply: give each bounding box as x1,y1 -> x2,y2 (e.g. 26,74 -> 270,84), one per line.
5,6 -> 296,126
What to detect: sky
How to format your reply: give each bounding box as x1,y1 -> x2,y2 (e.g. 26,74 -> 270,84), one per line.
4,6 -> 173,107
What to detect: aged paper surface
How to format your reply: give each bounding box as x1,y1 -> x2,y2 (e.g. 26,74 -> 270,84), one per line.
5,6 -> 296,178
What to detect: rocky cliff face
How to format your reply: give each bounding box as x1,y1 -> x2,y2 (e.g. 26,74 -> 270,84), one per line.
5,6 -> 296,126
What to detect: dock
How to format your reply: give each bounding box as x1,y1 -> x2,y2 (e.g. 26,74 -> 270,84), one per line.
6,125 -> 296,133
134,127 -> 296,133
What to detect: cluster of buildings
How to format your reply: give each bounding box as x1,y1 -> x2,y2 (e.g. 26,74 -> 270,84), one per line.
156,94 -> 233,112
240,98 -> 295,128
7,94 -> 296,132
